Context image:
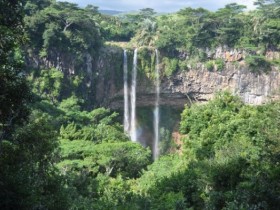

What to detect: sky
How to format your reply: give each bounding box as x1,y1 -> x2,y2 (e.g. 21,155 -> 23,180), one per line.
58,0 -> 256,12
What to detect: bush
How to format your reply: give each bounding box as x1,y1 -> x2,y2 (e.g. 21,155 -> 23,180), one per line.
215,58 -> 225,71
205,60 -> 214,71
245,55 -> 271,73
198,50 -> 207,62
178,59 -> 189,71
137,47 -> 156,79
163,57 -> 178,77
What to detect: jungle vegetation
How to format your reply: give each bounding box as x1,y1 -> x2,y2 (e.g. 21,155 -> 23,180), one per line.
0,0 -> 280,209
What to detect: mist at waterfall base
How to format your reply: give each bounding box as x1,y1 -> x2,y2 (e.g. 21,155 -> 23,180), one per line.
123,49 -> 182,159
119,106 -> 182,157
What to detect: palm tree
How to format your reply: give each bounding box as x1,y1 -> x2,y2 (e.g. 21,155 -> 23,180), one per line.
134,18 -> 158,46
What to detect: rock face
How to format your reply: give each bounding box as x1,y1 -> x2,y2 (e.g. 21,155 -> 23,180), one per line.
161,65 -> 280,106
100,62 -> 280,109
26,43 -> 280,109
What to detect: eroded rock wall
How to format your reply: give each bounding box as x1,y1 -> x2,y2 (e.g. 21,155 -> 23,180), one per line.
102,61 -> 280,109
161,64 -> 280,105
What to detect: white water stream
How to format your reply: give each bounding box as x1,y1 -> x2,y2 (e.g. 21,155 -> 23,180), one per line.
130,48 -> 138,142
123,50 -> 129,134
153,49 -> 160,159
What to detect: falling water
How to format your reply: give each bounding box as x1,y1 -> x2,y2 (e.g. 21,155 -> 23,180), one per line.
123,50 -> 129,134
153,49 -> 160,160
130,48 -> 138,142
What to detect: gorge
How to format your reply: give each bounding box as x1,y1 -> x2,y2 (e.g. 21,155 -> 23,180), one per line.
26,43 -> 280,157
3,1 -> 280,209
26,44 -> 280,158
89,46 -> 280,157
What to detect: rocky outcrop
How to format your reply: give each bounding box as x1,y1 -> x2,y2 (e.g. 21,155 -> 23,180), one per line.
161,64 -> 280,105
207,47 -> 245,62
103,62 -> 280,109
207,47 -> 280,62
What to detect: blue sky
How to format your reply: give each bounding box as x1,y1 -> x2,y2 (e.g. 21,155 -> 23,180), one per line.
59,0 -> 256,12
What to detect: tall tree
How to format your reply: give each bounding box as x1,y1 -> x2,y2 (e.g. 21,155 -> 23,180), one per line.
254,0 -> 280,48
0,0 -> 31,140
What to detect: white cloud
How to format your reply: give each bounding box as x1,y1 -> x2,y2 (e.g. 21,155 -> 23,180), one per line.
58,0 -> 256,12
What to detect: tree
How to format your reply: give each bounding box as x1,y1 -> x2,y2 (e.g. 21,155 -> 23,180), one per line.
253,0 -> 280,48
0,112 -> 68,209
24,1 -> 102,75
139,8 -> 156,20
0,0 -> 31,140
179,92 -> 280,209
24,0 -> 54,15
34,68 -> 64,103
132,18 -> 158,46
214,4 -> 246,46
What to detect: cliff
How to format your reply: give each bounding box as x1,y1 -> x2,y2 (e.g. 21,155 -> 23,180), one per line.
27,45 -> 280,108
161,65 -> 280,105
94,47 -> 280,109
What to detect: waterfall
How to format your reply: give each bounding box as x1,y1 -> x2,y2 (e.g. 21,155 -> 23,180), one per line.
130,48 -> 138,142
123,50 -> 129,134
153,49 -> 160,160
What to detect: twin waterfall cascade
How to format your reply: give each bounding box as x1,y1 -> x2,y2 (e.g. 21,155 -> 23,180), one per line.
123,48 -> 160,159
123,50 -> 129,134
153,49 -> 160,160
130,48 -> 138,142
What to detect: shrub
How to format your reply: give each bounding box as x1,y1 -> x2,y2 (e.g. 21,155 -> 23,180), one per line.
215,59 -> 225,71
245,55 -> 271,73
198,50 -> 208,62
205,60 -> 214,71
163,57 -> 178,77
178,59 -> 189,71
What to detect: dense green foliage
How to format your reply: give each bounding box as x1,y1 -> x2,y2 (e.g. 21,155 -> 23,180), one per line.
24,1 -> 101,56
1,0 -> 280,209
0,0 -> 31,139
179,92 -> 280,209
156,2 -> 280,52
